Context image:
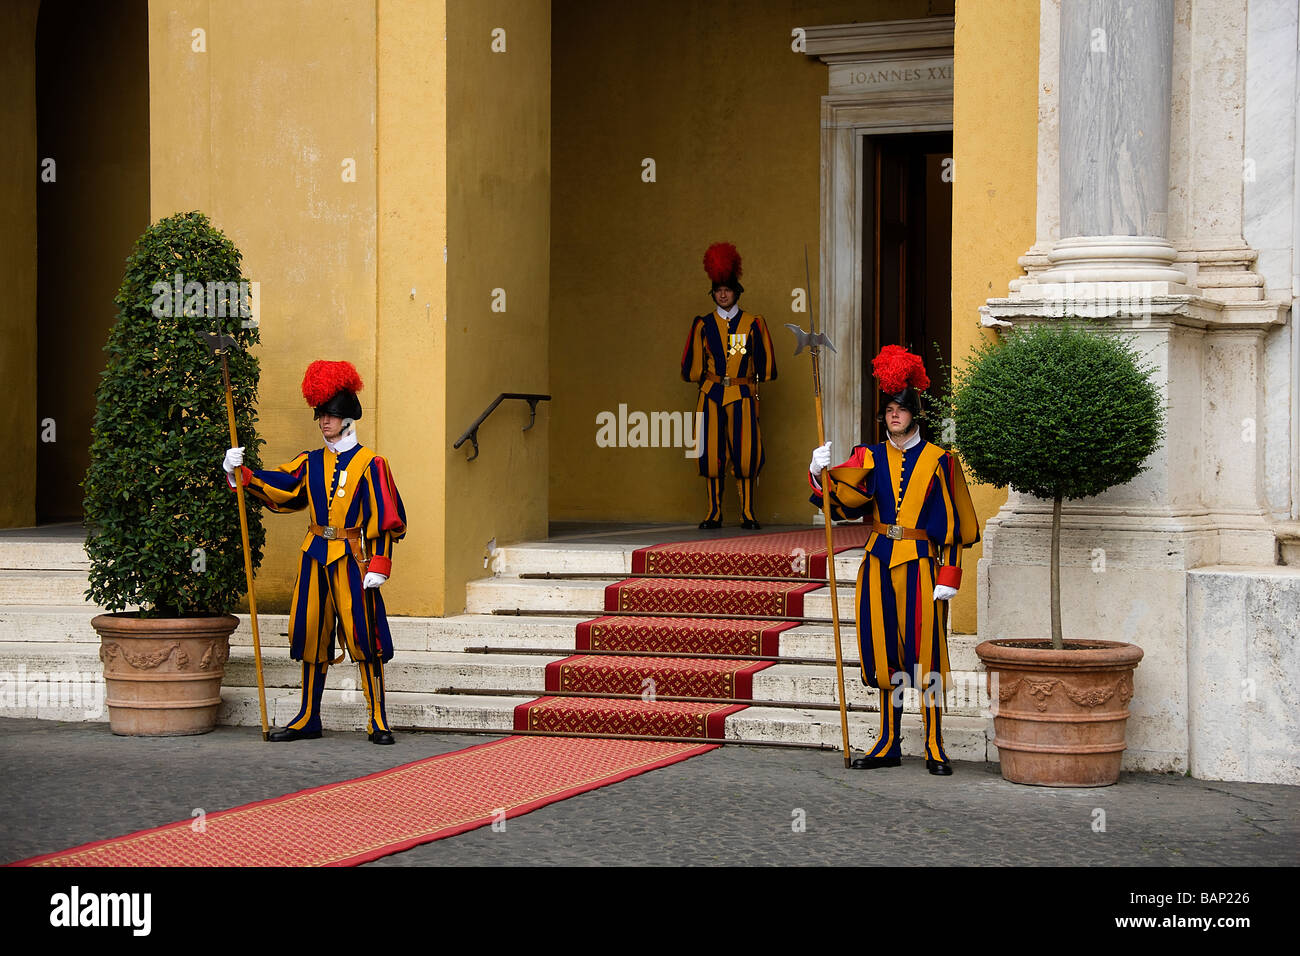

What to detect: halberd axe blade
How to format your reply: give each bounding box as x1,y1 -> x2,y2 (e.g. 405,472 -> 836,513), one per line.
785,324 -> 837,356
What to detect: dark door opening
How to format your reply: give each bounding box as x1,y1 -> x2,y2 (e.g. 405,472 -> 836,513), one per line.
861,131 -> 953,442
35,0 -> 150,522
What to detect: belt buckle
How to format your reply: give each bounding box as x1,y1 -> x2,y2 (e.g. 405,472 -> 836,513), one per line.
887,524 -> 903,540
322,526 -> 337,540
722,376 -> 732,387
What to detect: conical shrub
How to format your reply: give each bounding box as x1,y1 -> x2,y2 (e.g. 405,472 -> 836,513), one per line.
84,211 -> 265,616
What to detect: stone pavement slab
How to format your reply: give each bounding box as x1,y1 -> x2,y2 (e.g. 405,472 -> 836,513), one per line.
2,717 -> 1294,869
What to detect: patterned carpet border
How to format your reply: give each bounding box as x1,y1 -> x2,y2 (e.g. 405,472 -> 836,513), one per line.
631,525 -> 872,578
513,696 -> 746,739
575,616 -> 792,657
10,735 -> 715,868
546,654 -> 774,700
605,578 -> 818,618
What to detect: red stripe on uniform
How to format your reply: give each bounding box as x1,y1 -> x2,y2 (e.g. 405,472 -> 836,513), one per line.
373,458 -> 403,532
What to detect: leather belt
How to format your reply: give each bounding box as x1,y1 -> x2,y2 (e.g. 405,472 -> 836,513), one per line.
308,523 -> 372,572
308,523 -> 362,541
872,521 -> 929,542
703,373 -> 754,387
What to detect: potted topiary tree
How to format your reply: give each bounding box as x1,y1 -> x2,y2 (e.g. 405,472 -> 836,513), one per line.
951,321 -> 1164,786
83,210 -> 265,735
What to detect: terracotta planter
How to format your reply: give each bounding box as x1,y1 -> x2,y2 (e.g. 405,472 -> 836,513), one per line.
975,638 -> 1143,788
92,613 -> 237,736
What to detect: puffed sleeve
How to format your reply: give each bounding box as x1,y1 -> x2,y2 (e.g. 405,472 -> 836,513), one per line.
809,445 -> 875,521
227,452 -> 310,513
681,316 -> 706,383
747,314 -> 777,383
931,452 -> 980,589
359,455 -> 407,577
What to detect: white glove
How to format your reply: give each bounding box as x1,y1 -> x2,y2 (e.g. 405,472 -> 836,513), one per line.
222,446 -> 244,474
808,442 -> 833,489
363,572 -> 387,589
933,585 -> 958,602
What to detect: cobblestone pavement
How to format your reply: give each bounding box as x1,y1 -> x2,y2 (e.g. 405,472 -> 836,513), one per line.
3,717 -> 1295,870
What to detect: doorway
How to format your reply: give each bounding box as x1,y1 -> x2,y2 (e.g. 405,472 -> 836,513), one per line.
860,131 -> 953,442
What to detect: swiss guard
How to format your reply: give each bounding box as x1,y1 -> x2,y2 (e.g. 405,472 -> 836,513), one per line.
222,360 -> 407,744
680,242 -> 776,529
807,346 -> 979,775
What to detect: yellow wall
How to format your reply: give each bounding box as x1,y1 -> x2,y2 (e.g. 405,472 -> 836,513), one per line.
148,0 -> 393,612
949,0 -> 1039,630
0,0 -> 40,528
548,0 -> 945,527
377,0 -> 448,616
443,0 -> 552,613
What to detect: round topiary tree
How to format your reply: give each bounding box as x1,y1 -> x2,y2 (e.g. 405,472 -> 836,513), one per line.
84,211 -> 265,617
951,322 -> 1165,649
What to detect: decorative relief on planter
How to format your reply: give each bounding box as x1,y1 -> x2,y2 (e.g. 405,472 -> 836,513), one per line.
99,641 -> 189,671
999,676 -> 1130,711
199,642 -> 229,670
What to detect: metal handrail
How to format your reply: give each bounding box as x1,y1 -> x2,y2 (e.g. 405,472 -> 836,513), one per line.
453,392 -> 551,461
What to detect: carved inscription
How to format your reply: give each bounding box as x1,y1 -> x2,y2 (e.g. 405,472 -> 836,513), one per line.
847,63 -> 952,87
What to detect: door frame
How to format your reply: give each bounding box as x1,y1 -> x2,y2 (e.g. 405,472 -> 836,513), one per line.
804,17 -> 954,454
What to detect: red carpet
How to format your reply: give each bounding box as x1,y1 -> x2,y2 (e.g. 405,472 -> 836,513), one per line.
605,578 -> 818,617
516,527 -> 867,740
12,736 -> 714,867
20,528 -> 866,866
632,524 -> 871,578
576,615 -> 792,657
548,654 -> 772,699
514,697 -> 745,739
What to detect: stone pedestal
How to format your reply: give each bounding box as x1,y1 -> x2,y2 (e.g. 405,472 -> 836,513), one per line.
976,295 -> 1286,773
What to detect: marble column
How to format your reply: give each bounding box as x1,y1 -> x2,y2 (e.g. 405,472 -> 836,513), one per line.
1037,0 -> 1187,290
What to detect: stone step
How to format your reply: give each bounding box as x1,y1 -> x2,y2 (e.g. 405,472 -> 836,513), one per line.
466,576 -> 859,618
2,638 -> 990,731
0,610 -> 986,684
213,687 -> 994,758
0,605 -> 104,643
0,571 -> 95,606
491,543 -> 865,581
724,707 -> 993,762
0,535 -> 90,571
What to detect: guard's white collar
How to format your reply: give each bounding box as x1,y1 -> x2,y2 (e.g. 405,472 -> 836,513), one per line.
887,427 -> 921,452
325,430 -> 358,454
716,304 -> 739,321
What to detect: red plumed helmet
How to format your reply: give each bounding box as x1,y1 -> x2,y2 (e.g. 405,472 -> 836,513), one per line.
302,360 -> 364,419
872,345 -> 930,394
703,242 -> 744,294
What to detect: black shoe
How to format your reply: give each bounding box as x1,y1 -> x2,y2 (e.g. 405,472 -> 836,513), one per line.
698,519 -> 722,530
268,726 -> 322,742
926,757 -> 953,776
740,518 -> 762,530
850,754 -> 901,769
368,730 -> 395,745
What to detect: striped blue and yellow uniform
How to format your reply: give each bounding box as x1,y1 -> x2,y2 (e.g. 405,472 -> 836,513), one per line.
810,440 -> 979,761
233,444 -> 407,735
681,309 -> 776,522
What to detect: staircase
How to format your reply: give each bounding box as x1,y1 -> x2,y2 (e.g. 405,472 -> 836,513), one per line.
0,525 -> 996,760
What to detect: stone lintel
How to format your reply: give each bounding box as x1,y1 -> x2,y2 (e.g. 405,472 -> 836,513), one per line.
802,16 -> 953,59
982,294 -> 1289,332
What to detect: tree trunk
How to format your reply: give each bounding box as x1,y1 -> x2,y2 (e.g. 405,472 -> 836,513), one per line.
1050,494 -> 1063,650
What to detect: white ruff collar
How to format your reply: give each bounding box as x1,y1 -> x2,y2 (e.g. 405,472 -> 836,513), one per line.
887,428 -> 921,452
325,430 -> 358,454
